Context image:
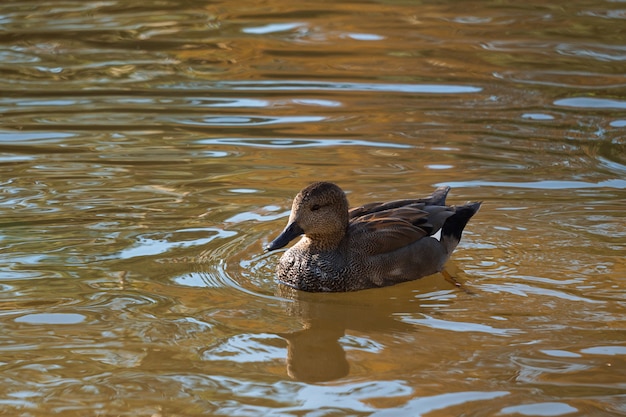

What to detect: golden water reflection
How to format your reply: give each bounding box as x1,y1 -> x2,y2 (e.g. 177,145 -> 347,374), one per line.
1,0 -> 625,415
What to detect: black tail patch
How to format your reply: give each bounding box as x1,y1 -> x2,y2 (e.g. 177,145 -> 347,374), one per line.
442,202 -> 482,241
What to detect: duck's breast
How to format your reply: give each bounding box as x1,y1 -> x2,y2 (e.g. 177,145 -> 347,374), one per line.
277,246 -> 349,292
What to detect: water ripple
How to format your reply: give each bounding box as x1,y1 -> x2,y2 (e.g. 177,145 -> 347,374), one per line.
397,314 -> 521,336
481,283 -> 605,304
113,228 -> 237,260
371,391 -> 510,417
215,81 -> 483,94
177,115 -> 325,127
555,97 -> 626,110
201,333 -> 285,363
500,402 -> 578,416
197,137 -> 412,149
441,179 -> 626,190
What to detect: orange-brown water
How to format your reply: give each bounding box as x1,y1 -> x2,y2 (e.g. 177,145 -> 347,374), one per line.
1,1 -> 625,416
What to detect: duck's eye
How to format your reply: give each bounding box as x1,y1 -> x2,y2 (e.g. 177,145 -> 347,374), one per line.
310,204 -> 321,211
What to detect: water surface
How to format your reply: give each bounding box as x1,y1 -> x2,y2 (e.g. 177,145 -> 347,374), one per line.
1,0 -> 625,416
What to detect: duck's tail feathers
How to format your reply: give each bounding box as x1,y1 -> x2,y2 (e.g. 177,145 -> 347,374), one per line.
441,202 -> 481,254
429,186 -> 451,206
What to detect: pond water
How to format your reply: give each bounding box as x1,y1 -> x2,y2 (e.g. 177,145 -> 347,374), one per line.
1,0 -> 625,416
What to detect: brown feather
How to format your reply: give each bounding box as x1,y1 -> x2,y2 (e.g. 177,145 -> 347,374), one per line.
349,216 -> 430,255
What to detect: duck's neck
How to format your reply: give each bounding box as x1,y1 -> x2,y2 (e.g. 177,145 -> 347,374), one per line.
305,229 -> 346,252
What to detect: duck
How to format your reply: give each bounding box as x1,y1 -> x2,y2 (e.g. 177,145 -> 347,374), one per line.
265,182 -> 481,292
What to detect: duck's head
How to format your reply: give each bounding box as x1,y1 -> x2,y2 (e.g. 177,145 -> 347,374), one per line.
266,182 -> 349,251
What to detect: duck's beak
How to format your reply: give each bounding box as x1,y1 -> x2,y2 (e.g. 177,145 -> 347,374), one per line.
265,221 -> 304,252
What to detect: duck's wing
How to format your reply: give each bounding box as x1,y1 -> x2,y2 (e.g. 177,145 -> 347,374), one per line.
348,204 -> 455,256
348,186 -> 450,219
349,200 -> 421,219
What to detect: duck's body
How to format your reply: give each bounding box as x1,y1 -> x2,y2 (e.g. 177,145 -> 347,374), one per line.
266,182 -> 481,292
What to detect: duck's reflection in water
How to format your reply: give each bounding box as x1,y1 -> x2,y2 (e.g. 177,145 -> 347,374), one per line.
280,317 -> 348,382
275,275 -> 460,382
